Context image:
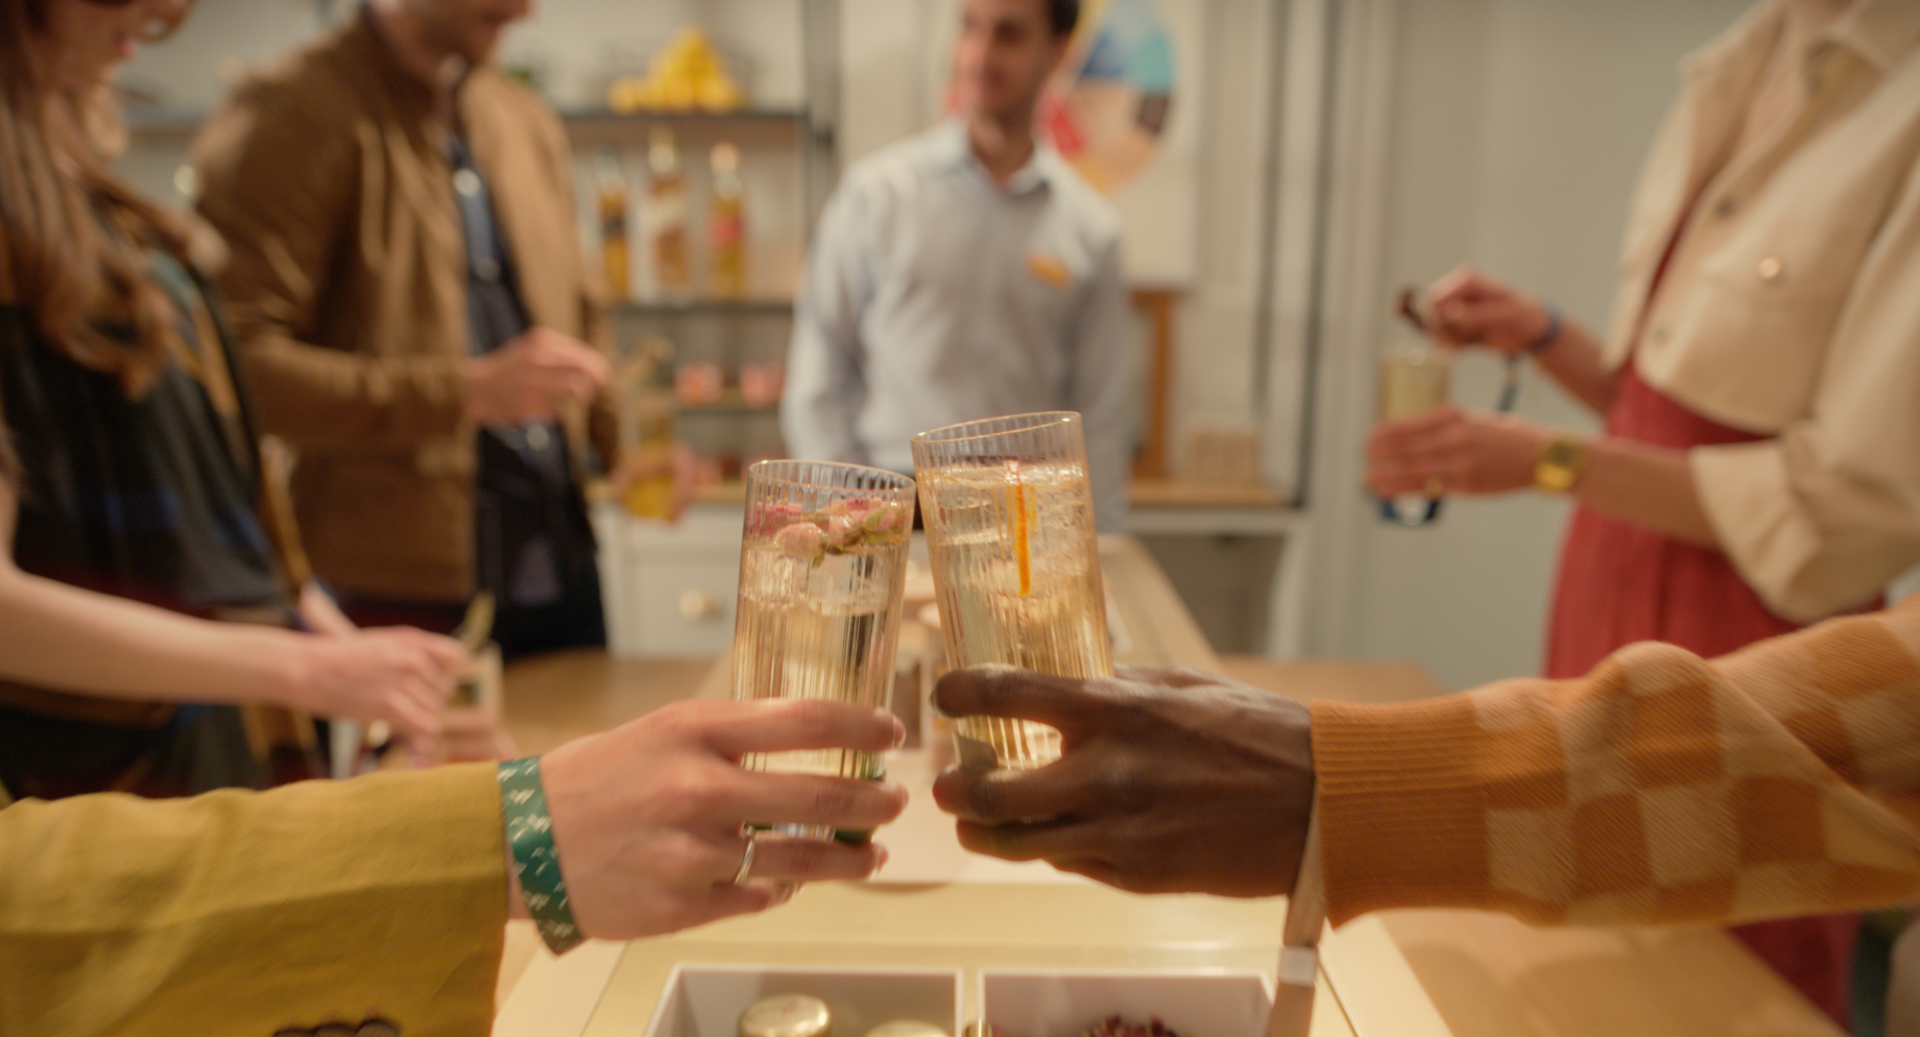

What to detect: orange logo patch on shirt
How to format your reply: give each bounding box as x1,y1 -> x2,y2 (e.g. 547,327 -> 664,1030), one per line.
1026,252 -> 1071,290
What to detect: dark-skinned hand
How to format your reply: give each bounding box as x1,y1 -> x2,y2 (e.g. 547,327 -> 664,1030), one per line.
931,665 -> 1314,898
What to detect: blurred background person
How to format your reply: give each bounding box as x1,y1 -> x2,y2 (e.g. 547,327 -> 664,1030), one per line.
192,0 -> 622,661
781,0 -> 1134,532
3,13 -> 905,1033
1364,0 -> 1920,1022
0,0 -> 464,798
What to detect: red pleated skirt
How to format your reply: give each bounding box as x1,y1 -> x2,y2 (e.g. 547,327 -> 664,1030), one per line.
1546,362 -> 1860,1029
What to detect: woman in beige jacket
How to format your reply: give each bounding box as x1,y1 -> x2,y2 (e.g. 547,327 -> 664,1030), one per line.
1366,0 -> 1920,1021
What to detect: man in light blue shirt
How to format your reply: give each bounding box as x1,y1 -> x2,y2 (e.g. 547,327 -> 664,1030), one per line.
781,0 -> 1134,531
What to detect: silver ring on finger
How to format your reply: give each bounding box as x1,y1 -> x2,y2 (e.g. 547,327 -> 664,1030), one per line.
732,829 -> 758,886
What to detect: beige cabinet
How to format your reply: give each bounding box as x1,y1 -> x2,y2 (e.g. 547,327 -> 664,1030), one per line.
593,503 -> 745,656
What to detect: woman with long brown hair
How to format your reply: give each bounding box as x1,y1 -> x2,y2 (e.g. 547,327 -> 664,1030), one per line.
0,0 -> 464,798
0,22 -> 907,1031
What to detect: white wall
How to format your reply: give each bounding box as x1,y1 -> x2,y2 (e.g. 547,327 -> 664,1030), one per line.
1298,0 -> 1753,690
1177,0 -> 1281,452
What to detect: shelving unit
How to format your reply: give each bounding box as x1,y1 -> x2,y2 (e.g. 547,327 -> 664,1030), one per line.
581,2 -> 839,657
113,4 -> 844,659
567,5 -> 837,484
562,106 -> 808,124
677,392 -> 780,415
613,299 -> 797,317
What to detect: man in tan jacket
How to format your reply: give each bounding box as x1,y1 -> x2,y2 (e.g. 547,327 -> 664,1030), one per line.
193,0 -> 616,658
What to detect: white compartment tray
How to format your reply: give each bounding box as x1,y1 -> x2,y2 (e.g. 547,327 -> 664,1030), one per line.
641,964 -> 964,1037
979,969 -> 1274,1037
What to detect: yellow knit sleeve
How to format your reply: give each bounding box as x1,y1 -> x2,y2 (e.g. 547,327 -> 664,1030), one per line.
1313,597 -> 1920,928
0,762 -> 508,1037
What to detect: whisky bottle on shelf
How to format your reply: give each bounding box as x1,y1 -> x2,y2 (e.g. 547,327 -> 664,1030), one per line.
618,335 -> 680,520
645,127 -> 692,300
593,146 -> 631,300
707,141 -> 747,299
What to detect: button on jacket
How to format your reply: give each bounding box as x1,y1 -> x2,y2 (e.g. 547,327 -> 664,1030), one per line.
1602,0 -> 1920,621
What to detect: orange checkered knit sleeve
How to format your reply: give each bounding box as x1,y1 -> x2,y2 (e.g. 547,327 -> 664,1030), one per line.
1311,594 -> 1920,928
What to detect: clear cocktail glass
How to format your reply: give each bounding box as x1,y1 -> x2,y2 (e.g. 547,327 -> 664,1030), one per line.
910,412 -> 1112,771
1377,342 -> 1453,526
731,459 -> 916,839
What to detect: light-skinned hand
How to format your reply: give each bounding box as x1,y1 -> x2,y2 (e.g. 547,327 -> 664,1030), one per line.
1365,404 -> 1550,498
1423,266 -> 1557,356
931,665 -> 1314,898
295,581 -> 357,637
531,699 -> 909,939
464,327 -> 612,427
285,626 -> 463,758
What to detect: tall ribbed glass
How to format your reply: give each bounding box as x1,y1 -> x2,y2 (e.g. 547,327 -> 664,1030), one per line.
731,460 -> 916,839
910,412 -> 1112,771
1377,342 -> 1452,526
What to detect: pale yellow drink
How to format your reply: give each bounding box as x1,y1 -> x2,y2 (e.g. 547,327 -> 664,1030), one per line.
1377,344 -> 1451,525
621,389 -> 678,519
730,462 -> 914,839
615,338 -> 679,519
919,460 -> 1111,770
1378,346 -> 1450,420
734,539 -> 905,783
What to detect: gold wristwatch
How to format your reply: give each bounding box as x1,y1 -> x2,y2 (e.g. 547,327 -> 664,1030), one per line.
1535,430 -> 1588,494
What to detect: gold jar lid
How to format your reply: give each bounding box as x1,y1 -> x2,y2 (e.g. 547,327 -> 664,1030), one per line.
739,993 -> 832,1037
864,1021 -> 948,1037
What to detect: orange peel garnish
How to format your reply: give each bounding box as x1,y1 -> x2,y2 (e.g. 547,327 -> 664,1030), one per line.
1008,459 -> 1031,597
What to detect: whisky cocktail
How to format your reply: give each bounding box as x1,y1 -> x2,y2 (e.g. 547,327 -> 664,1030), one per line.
912,412 -> 1111,770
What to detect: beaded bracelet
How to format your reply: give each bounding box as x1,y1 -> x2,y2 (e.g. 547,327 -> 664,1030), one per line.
498,757 -> 585,954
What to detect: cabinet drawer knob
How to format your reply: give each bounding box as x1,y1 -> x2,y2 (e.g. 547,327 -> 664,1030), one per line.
679,590 -> 723,620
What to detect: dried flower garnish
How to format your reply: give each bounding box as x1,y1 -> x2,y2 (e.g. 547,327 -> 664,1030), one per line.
775,521 -> 827,560
823,514 -> 861,549
771,500 -> 909,559
751,501 -> 805,535
862,501 -> 907,534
